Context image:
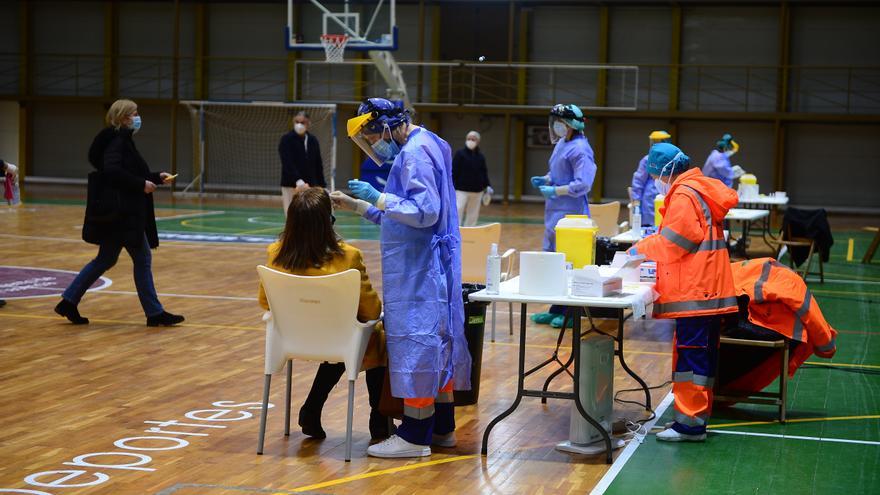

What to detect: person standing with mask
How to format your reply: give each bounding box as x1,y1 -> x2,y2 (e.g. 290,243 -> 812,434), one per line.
702,133 -> 739,188
627,143 -> 739,442
452,130 -> 492,226
330,97 -> 471,459
529,103 -> 596,328
55,99 -> 184,327
278,111 -> 325,215
630,130 -> 672,228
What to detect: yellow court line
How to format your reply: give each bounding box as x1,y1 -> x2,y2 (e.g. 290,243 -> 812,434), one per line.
488,340 -> 670,356
283,454 -> 478,493
709,414 -> 880,430
804,360 -> 880,370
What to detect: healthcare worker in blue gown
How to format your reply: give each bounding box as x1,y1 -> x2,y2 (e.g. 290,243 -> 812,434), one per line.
702,133 -> 739,188
529,104 -> 596,328
330,98 -> 471,459
630,130 -> 673,228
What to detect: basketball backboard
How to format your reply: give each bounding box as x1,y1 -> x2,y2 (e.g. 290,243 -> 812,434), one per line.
287,0 -> 397,52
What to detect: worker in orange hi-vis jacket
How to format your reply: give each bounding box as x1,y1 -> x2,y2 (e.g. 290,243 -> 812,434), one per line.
717,258 -> 838,395
628,142 -> 740,443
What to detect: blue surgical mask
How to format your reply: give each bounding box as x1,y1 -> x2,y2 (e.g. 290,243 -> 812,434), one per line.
371,137 -> 400,163
130,115 -> 142,133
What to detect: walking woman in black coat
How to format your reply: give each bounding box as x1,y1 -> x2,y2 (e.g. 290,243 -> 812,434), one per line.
55,99 -> 184,327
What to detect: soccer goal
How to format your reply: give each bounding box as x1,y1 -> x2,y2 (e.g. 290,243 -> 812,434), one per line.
179,101 -> 337,197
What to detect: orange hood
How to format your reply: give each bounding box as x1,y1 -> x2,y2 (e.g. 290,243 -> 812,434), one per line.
667,168 -> 738,220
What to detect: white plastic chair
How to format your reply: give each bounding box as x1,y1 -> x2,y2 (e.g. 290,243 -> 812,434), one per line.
459,223 -> 516,342
255,265 -> 380,462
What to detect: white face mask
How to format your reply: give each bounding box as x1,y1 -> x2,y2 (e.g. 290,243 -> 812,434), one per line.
552,122 -> 568,139
724,150 -> 736,158
294,122 -> 307,136
465,139 -> 478,150
654,177 -> 672,195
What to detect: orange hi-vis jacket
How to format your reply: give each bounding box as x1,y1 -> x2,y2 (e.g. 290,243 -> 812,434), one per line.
731,258 -> 838,358
632,168 -> 739,319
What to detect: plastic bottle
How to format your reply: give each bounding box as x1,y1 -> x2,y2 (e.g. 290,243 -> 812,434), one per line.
631,204 -> 642,239
486,243 -> 501,295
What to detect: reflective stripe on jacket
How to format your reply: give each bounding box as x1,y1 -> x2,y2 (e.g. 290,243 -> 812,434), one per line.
632,168 -> 739,319
731,257 -> 838,358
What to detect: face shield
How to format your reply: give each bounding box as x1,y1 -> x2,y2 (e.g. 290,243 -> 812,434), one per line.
347,113 -> 399,165
548,115 -> 570,145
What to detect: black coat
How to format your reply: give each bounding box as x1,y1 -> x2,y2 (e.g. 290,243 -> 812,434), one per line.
451,147 -> 491,192
278,131 -> 325,188
82,127 -> 161,249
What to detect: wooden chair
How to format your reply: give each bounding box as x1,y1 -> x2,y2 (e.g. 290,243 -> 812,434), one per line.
863,227 -> 880,264
588,201 -> 622,237
459,223 -> 516,342
715,336 -> 789,423
769,223 -> 824,283
255,266 -> 380,461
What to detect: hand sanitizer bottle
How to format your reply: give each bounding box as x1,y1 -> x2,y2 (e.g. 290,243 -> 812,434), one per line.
632,204 -> 642,239
486,243 -> 501,295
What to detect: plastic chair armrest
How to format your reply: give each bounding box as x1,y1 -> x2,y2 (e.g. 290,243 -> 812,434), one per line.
501,248 -> 516,281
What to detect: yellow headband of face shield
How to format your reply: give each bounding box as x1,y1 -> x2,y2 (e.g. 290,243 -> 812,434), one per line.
649,130 -> 672,141
346,113 -> 374,138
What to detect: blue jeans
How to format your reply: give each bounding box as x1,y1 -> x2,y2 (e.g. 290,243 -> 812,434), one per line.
63,235 -> 164,317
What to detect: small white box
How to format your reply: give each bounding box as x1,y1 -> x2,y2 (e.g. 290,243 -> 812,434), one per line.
571,267 -> 623,298
640,261 -> 657,282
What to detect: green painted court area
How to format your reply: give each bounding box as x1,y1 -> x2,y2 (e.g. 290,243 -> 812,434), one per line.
606,231 -> 880,495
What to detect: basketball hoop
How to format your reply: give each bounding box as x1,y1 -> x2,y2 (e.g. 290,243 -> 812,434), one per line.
320,34 -> 349,63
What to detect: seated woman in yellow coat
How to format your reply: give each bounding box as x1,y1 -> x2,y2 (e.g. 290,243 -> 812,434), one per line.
258,187 -> 389,440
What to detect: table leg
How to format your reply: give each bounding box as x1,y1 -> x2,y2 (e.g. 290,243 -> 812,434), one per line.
571,309 -> 614,464
482,302 -> 528,456
615,309 -> 652,411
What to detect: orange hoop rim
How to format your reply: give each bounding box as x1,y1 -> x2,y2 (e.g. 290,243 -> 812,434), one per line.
320,34 -> 350,43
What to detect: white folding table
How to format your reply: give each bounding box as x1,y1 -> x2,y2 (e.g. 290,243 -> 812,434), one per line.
469,277 -> 656,463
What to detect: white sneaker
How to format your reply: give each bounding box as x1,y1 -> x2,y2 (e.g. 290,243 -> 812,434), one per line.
367,434 -> 432,458
432,432 -> 457,448
656,427 -> 706,442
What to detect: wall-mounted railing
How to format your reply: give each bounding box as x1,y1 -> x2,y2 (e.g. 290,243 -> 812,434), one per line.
1,53 -> 878,115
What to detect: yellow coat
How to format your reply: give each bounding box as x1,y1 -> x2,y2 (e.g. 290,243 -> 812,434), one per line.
258,241 -> 386,369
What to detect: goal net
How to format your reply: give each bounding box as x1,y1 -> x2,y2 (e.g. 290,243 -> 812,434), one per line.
180,101 -> 337,195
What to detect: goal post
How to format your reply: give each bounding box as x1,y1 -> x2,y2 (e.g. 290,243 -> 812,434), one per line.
179,101 -> 337,197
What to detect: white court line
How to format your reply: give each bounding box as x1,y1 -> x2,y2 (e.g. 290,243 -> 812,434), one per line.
711,429 -> 880,446
155,210 -> 227,221
97,289 -> 257,302
590,391 -> 674,495
0,233 -> 270,251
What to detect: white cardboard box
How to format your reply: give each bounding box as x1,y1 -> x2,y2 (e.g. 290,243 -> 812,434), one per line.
571,267 -> 623,298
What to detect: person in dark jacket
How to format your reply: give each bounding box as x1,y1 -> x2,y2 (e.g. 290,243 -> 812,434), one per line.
278,111 -> 325,216
452,130 -> 492,226
55,99 -> 184,327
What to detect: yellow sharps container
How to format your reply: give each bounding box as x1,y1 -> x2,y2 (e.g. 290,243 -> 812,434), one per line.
654,194 -> 665,226
554,215 -> 598,269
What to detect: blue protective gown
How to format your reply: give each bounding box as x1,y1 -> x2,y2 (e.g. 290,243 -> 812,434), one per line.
702,149 -> 734,188
542,134 -> 597,251
363,128 -> 471,398
631,154 -> 657,227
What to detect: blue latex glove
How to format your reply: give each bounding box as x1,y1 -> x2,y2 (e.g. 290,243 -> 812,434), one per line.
539,185 -> 557,199
530,176 -> 548,188
626,246 -> 639,256
348,179 -> 381,205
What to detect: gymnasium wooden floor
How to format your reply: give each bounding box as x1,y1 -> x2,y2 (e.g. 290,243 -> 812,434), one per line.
1,189 -> 672,495
2,187 -> 878,494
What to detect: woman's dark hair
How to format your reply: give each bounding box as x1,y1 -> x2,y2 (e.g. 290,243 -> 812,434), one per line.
273,187 -> 343,271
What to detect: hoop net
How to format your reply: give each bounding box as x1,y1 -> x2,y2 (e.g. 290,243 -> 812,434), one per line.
320,34 -> 349,63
